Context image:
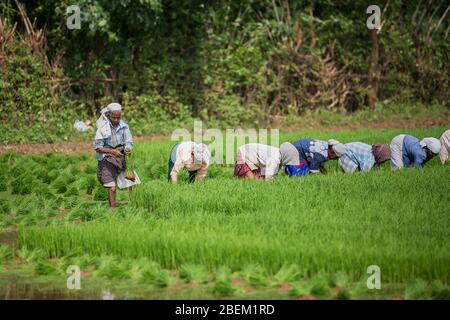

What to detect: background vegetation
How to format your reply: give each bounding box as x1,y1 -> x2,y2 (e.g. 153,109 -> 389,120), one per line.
1,1 -> 449,143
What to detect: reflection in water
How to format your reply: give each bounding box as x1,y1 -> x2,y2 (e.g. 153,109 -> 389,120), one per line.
101,289 -> 115,300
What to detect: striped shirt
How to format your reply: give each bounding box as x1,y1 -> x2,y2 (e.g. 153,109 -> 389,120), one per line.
338,142 -> 375,173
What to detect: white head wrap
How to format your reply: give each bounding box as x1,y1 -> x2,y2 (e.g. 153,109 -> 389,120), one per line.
193,143 -> 210,164
328,139 -> 346,157
419,137 -> 441,154
95,103 -> 122,140
439,130 -> 450,164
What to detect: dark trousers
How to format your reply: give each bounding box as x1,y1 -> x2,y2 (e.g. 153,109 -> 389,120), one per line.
168,143 -> 197,183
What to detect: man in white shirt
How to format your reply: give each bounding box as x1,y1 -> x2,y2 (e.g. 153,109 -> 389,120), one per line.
168,141 -> 210,183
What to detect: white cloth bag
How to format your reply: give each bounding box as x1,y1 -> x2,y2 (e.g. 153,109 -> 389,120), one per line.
117,170 -> 141,189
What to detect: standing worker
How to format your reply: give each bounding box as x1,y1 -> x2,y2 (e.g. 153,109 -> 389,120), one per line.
93,102 -> 134,208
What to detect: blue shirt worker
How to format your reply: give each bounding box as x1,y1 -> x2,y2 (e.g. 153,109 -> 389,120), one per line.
289,139 -> 341,176
390,134 -> 441,170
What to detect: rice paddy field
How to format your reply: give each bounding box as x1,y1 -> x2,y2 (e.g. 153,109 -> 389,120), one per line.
0,126 -> 449,300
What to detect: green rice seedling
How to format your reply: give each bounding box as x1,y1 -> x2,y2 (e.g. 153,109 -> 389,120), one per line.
67,206 -> 94,222
51,176 -> 68,194
334,288 -> 352,300
34,260 -> 64,276
430,280 -> 450,300
404,279 -> 430,299
17,214 -> 38,227
42,169 -> 60,184
86,177 -> 97,195
84,162 -> 97,174
94,255 -> 131,280
0,245 -> 12,265
310,275 -> 332,297
288,281 -> 313,298
64,197 -> 79,209
93,187 -> 108,201
152,269 -> 173,287
126,258 -> 160,282
140,261 -> 165,284
330,272 -> 350,289
32,181 -> 53,197
0,199 -> 10,215
68,164 -> 80,176
239,265 -> 268,287
212,267 -> 236,297
179,264 -> 209,284
11,174 -> 32,195
67,254 -> 97,270
64,185 -> 79,197
15,200 -> 36,217
0,178 -> 7,192
17,247 -> 47,263
273,264 -> 302,285
51,171 -> 77,194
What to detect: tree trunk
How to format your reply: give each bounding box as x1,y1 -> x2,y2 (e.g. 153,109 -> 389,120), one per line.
368,29 -> 380,109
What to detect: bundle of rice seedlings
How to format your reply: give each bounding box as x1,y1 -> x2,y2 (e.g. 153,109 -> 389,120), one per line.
17,214 -> 37,227
51,171 -> 76,194
68,254 -> 97,270
430,280 -> 450,300
34,260 -> 65,276
213,267 -> 236,296
85,177 -> 97,195
0,177 -> 7,192
0,245 -> 12,265
17,247 -> 47,263
334,288 -> 352,300
51,176 -> 68,194
84,162 -> 97,174
288,281 -> 313,297
16,200 -> 36,216
64,197 -> 79,209
239,264 -> 268,287
64,185 -> 79,197
68,164 -> 80,176
94,187 -> 108,201
32,181 -> 53,197
11,175 -> 32,195
179,264 -> 209,284
329,271 -> 349,289
310,275 -> 332,296
0,199 -> 10,215
67,206 -> 94,222
141,263 -> 173,287
273,264 -> 302,285
404,279 -> 430,299
94,255 -> 131,279
42,169 -> 60,184
151,269 -> 173,287
126,258 -> 157,282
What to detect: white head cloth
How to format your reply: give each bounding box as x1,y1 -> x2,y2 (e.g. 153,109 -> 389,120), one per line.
328,139 -> 346,157
95,103 -> 122,140
420,137 -> 441,154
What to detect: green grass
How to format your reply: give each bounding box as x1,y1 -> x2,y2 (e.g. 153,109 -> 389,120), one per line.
0,125 -> 449,299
